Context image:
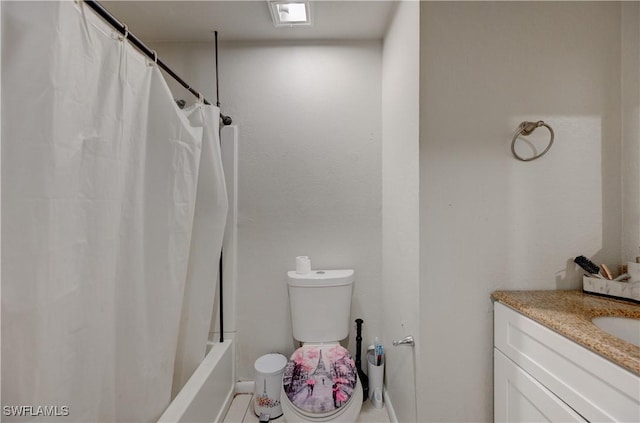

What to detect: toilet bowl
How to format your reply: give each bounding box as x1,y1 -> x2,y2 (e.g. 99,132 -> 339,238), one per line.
282,268 -> 362,422
281,343 -> 362,422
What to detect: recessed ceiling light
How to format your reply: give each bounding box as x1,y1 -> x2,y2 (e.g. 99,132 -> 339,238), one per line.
268,1 -> 312,27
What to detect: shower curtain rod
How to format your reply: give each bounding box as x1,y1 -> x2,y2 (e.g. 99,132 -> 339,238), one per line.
83,0 -> 214,107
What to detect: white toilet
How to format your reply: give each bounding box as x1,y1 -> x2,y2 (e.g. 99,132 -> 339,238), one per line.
281,269 -> 363,422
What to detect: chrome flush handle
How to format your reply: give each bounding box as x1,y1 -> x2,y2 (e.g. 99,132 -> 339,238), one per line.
392,335 -> 415,347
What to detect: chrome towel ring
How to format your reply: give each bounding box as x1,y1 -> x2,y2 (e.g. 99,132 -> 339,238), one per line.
511,120 -> 554,161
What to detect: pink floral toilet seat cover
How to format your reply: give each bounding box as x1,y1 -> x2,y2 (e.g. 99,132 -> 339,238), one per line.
282,344 -> 358,416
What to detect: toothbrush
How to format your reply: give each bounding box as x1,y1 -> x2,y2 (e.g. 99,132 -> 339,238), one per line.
374,337 -> 383,366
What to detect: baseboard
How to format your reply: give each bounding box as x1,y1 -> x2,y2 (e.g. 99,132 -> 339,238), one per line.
235,380 -> 255,395
383,387 -> 398,423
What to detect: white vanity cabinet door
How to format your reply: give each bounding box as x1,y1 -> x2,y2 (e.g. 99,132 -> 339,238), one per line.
494,349 -> 586,423
494,302 -> 640,423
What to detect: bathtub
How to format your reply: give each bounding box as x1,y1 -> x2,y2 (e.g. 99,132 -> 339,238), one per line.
159,340 -> 235,423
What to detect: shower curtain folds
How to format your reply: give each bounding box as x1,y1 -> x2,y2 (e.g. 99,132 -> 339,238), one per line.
83,0 -> 232,127
1,1 -> 228,422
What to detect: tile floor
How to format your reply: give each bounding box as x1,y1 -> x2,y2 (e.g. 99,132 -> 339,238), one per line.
223,394 -> 390,423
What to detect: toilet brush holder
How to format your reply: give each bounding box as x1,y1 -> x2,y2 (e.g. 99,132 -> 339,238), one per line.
367,349 -> 384,408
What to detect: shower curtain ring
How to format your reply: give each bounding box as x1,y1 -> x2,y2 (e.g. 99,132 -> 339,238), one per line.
151,50 -> 158,64
119,24 -> 129,42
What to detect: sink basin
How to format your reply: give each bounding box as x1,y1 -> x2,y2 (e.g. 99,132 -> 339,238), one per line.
592,316 -> 640,347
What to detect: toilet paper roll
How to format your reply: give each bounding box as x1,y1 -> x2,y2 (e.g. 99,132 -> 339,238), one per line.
296,256 -> 311,274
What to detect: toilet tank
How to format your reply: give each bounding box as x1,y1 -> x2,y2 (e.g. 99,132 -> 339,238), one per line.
287,269 -> 355,343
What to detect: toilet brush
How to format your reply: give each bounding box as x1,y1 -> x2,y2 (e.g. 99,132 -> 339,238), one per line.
355,318 -> 369,402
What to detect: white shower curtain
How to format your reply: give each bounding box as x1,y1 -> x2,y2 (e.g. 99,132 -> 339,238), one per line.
1,1 -> 227,422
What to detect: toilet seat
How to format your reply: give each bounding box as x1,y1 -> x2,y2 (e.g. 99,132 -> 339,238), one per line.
282,344 -> 358,419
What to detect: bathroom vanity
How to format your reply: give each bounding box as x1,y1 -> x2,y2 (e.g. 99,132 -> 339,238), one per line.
492,290 -> 640,423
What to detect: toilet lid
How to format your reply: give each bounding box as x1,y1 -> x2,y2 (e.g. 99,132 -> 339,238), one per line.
282,344 -> 358,418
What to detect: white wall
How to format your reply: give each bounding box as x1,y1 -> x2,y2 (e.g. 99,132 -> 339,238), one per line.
622,2 -> 640,263
220,41 -> 382,380
0,1 -> 3,393
154,41 -> 383,381
381,2 -> 420,422
418,2 -> 622,421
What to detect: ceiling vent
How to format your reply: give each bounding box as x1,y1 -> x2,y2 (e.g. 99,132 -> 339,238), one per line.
268,1 -> 312,27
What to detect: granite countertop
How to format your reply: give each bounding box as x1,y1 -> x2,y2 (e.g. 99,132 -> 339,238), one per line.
491,290 -> 640,375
